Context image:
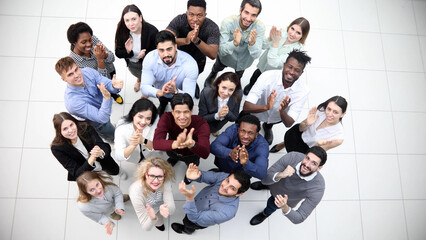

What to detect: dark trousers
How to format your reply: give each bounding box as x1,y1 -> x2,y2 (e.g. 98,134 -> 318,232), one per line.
211,56 -> 245,80
247,68 -> 262,87
166,151 -> 200,166
263,195 -> 279,216
182,215 -> 206,234
284,124 -> 309,153
158,97 -> 172,116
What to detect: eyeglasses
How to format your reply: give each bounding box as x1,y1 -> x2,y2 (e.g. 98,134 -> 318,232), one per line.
146,172 -> 165,181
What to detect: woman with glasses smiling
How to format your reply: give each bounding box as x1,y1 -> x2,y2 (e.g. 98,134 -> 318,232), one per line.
129,157 -> 175,231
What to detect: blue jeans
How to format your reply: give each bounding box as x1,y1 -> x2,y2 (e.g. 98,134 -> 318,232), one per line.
95,120 -> 115,143
263,195 -> 279,216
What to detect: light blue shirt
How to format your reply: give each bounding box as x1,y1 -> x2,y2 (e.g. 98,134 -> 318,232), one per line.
141,49 -> 198,98
64,67 -> 120,125
183,171 -> 240,227
218,15 -> 265,71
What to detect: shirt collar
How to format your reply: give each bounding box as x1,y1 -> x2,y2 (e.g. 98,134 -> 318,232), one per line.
295,162 -> 317,181
156,50 -> 181,68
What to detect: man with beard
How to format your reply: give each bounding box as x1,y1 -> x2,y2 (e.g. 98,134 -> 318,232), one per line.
166,0 -> 220,98
210,114 -> 269,180
140,30 -> 198,115
249,146 -> 327,225
204,0 -> 265,87
243,49 -> 311,145
172,163 -> 251,235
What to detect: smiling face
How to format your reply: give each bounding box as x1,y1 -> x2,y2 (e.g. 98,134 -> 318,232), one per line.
238,122 -> 258,146
325,101 -> 345,125
123,11 -> 143,34
60,119 -> 78,142
186,6 -> 206,29
282,57 -> 304,88
61,63 -> 84,87
133,110 -> 152,131
157,41 -> 177,66
219,174 -> 242,198
239,3 -> 259,30
218,80 -> 236,99
299,152 -> 323,177
73,32 -> 93,56
287,24 -> 303,43
85,179 -> 104,198
145,166 -> 165,191
171,104 -> 193,129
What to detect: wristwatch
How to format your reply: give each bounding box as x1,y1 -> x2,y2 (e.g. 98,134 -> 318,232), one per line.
194,38 -> 202,46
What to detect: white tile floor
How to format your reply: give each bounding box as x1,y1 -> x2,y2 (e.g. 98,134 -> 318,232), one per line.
0,0 -> 425,239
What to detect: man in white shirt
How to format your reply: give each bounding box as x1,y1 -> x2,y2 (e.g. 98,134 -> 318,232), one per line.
242,50 -> 311,145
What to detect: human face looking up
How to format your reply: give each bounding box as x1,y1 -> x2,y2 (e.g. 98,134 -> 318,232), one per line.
238,122 -> 258,146
287,24 -> 303,43
282,57 -> 304,89
61,64 -> 85,87
157,41 -> 177,67
124,11 -> 143,34
325,101 -> 345,125
218,174 -> 242,198
299,152 -> 323,177
239,3 -> 259,30
171,104 -> 193,129
218,80 -> 236,100
133,110 -> 152,131
186,6 -> 206,29
73,32 -> 93,57
86,179 -> 104,198
61,119 -> 78,142
145,167 -> 165,191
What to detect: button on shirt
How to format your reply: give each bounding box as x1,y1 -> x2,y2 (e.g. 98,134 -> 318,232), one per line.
183,171 -> 240,227
218,15 -> 265,71
140,49 -> 198,98
246,70 -> 309,124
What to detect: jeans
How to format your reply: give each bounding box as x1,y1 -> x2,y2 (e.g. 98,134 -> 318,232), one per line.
95,120 -> 115,143
263,195 -> 279,216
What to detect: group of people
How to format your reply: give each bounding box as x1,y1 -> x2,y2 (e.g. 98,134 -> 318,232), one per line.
50,0 -> 349,236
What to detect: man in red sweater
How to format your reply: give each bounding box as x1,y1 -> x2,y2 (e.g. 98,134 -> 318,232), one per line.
153,93 -> 210,167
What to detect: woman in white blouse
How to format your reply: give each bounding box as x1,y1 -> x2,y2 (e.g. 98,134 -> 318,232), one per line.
271,96 -> 347,153
129,157 -> 175,231
114,98 -> 162,163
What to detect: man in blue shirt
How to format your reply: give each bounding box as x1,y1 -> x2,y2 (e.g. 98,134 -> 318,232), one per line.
140,30 -> 198,115
172,163 -> 251,235
210,114 -> 269,180
55,56 -> 123,142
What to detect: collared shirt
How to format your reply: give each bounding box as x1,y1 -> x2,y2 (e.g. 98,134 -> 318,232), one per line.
257,31 -> 304,72
210,124 -> 269,180
183,171 -> 240,227
246,70 -> 309,123
69,35 -> 115,79
218,15 -> 265,71
214,96 -> 229,120
141,49 -> 199,98
64,68 -> 120,125
302,111 -> 344,147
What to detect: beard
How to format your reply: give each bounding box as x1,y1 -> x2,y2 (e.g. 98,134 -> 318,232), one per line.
299,163 -> 314,177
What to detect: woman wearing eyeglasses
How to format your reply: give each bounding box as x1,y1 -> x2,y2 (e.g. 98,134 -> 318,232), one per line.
129,157 -> 175,231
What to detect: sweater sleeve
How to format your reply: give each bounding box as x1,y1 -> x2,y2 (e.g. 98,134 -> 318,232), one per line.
129,181 -> 156,231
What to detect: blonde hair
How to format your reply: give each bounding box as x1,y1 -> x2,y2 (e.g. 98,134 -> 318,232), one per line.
76,171 -> 117,203
134,157 -> 175,197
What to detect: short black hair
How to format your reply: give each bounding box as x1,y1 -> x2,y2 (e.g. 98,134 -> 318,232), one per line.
238,114 -> 260,132
286,49 -> 312,70
171,93 -> 194,110
240,0 -> 262,15
155,30 -> 176,47
306,146 -> 327,166
67,22 -> 93,44
232,170 -> 252,194
187,0 -> 206,9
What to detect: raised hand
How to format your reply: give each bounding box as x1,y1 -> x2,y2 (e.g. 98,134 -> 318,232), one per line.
317,139 -> 332,146
178,180 -> 196,201
180,128 -> 195,148
146,204 -> 157,220
239,145 -> 248,165
249,29 -> 257,46
233,28 -> 242,46
159,204 -> 169,218
306,106 -> 319,126
97,82 -> 111,100
186,163 -> 201,180
191,24 -> 200,43
229,145 -> 240,163
125,38 -> 133,53
279,165 -> 295,179
105,221 -> 114,235
267,89 -> 277,110
129,129 -> 142,146
279,95 -> 291,111
114,209 -> 125,216
274,194 -> 288,209
270,27 -> 282,46
111,74 -> 123,89
93,42 -> 103,59
218,105 -> 229,118
137,49 -> 146,59
90,145 -> 102,158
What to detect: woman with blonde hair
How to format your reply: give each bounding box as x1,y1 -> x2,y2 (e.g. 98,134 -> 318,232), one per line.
76,171 -> 129,235
129,157 -> 175,231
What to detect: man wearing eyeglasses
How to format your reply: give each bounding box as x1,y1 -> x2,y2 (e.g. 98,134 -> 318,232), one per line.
166,0 -> 220,98
210,114 -> 269,180
171,163 -> 251,235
